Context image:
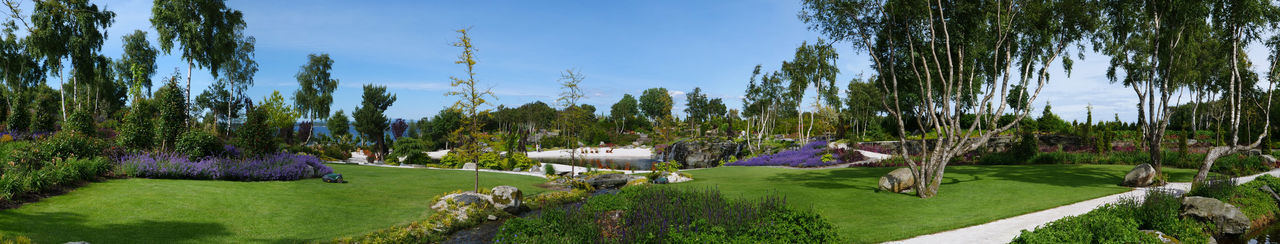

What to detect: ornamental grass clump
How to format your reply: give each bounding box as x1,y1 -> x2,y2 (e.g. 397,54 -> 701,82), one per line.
727,140 -> 847,167
117,152 -> 333,181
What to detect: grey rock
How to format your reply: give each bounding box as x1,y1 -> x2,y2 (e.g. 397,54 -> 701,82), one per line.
302,165 -> 316,178
1122,164 -> 1156,187
586,173 -> 644,190
1141,230 -> 1178,244
1262,155 -> 1278,164
462,162 -> 477,170
659,139 -> 746,168
666,172 -> 692,183
879,168 -> 915,193
431,192 -> 494,221
490,186 -> 523,213
1262,185 -> 1280,203
1182,196 -> 1251,235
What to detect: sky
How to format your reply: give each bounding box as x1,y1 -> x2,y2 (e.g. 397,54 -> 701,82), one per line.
12,0 -> 1278,123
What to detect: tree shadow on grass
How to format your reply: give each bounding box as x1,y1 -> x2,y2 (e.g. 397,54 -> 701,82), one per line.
0,211 -> 231,243
763,168 -> 894,191
951,165 -> 1127,188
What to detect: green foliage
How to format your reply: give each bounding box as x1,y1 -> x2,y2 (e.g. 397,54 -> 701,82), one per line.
524,189 -> 589,210
387,137 -> 431,165
1014,189 -> 1214,244
1012,132 -> 1039,161
260,90 -> 300,132
821,153 -> 835,163
176,130 -> 223,160
352,85 -> 396,155
331,190 -> 513,244
28,86 -> 60,132
0,157 -> 112,202
493,186 -> 839,243
639,87 -> 673,119
235,106 -> 276,156
116,30 -> 158,96
0,233 -> 32,244
151,0 -> 247,78
65,107 -> 95,137
118,99 -> 155,150
543,163 -> 555,176
11,132 -> 108,166
326,109 -> 349,137
293,53 -> 339,123
6,97 -> 29,133
654,161 -> 681,173
153,80 -> 187,151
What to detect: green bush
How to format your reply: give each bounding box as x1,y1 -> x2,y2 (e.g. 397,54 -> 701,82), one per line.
0,157 -> 113,202
5,96 -> 29,133
1227,175 -> 1280,222
235,106 -> 276,156
1013,189 -> 1213,244
11,132 -> 108,165
64,107 -> 96,137
117,100 -> 155,150
176,130 -> 223,160
493,186 -> 839,243
543,163 -> 555,175
152,80 -> 188,151
1188,176 -> 1237,201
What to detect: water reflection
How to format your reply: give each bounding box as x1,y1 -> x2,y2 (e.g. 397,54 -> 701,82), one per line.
534,157 -> 658,171
1224,224 -> 1280,244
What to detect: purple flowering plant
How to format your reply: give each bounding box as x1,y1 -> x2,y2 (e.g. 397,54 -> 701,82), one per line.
117,152 -> 333,181
727,141 -> 850,168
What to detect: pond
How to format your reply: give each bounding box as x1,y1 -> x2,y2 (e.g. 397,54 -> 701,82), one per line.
1224,224 -> 1280,244
533,157 -> 659,171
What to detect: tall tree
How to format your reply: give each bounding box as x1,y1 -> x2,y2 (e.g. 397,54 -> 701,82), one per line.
845,76 -> 883,140
220,33 -> 257,133
610,94 -> 638,133
556,69 -> 586,176
782,40 -> 839,143
28,0 -> 114,120
353,84 -> 396,159
151,0 -> 246,115
446,28 -> 495,192
1098,0 -> 1216,179
1193,0 -> 1280,184
259,90 -> 300,140
294,53 -> 338,143
802,0 -> 1098,198
639,87 -> 672,121
115,30 -> 157,96
327,109 -> 349,137
684,87 -> 709,133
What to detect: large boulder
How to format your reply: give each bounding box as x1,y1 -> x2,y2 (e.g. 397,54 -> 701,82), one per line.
1182,196 -> 1251,235
879,168 -> 915,193
660,139 -> 746,168
431,192 -> 494,221
586,173 -> 645,190
1122,164 -> 1157,187
490,186 -> 523,213
666,172 -> 692,183
462,163 -> 478,170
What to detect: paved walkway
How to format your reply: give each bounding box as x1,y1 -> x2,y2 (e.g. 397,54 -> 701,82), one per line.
888,168 -> 1280,244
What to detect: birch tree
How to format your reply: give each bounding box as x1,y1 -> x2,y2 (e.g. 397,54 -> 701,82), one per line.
802,0 -> 1098,198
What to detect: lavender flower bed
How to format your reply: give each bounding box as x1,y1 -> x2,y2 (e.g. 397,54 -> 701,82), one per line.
727,141 -> 844,167
118,152 -> 333,181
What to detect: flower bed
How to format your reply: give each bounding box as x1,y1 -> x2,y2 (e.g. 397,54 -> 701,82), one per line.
118,152 -> 333,181
727,141 -> 850,167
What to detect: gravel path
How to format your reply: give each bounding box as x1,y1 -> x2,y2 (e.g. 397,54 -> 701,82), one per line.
887,168 -> 1280,244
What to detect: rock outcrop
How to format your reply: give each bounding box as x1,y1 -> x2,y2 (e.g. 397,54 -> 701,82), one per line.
1182,196 -> 1250,235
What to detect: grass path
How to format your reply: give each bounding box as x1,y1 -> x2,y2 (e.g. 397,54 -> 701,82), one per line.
0,164 -> 549,243
672,165 -> 1204,243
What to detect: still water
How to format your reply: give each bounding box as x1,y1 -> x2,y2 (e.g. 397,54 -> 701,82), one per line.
1224,224 -> 1280,244
534,157 -> 659,171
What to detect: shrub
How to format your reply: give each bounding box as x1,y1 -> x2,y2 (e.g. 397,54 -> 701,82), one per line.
117,100 -> 155,150
525,189 -> 589,210
543,163 -> 555,175
0,233 -> 32,244
152,80 -> 188,151
65,107 -> 96,137
117,152 -> 333,181
176,130 -> 224,160
236,106 -> 276,156
493,186 -> 839,243
1187,176 -> 1237,201
10,132 -> 109,166
332,190 -> 513,244
0,157 -> 113,202
1014,188 -> 1214,244
6,97 -> 28,134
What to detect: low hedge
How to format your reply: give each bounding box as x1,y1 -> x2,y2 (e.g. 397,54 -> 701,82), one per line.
1012,189 -> 1213,243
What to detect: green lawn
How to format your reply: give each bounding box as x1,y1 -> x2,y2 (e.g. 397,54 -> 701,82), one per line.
0,164 -> 549,243
673,165 -> 1204,243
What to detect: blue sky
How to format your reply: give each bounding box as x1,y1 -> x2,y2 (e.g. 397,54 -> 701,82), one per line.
15,0 -> 1278,122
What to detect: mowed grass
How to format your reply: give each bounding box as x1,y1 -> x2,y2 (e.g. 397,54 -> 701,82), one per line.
0,164 -> 549,243
672,164 -> 1204,243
